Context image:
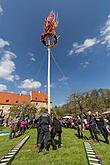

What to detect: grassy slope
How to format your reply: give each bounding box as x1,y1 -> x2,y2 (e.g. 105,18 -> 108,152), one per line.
1,128 -> 110,165
93,139 -> 110,164
0,127 -> 28,158
12,128 -> 87,165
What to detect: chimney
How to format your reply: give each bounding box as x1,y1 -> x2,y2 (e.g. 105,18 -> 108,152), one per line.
30,91 -> 32,100
19,93 -> 22,96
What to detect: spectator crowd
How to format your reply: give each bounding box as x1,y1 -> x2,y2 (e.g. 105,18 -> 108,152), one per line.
59,111 -> 110,144
0,109 -> 110,155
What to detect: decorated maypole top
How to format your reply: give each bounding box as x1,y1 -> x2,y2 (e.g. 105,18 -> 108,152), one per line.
40,11 -> 59,114
41,11 -> 59,48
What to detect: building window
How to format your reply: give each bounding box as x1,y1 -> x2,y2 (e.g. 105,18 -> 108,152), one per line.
16,101 -> 18,103
35,97 -> 37,100
6,99 -> 9,102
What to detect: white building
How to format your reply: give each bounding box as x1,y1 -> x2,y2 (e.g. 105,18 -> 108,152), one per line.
0,90 -> 52,114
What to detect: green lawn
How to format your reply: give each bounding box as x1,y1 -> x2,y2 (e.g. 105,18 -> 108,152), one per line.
0,127 -> 27,158
0,128 -> 110,165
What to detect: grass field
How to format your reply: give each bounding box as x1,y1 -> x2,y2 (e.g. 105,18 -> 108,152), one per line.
0,127 -> 110,165
0,127 -> 26,158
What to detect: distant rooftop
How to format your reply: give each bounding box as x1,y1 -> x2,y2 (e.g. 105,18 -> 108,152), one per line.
0,91 -> 48,105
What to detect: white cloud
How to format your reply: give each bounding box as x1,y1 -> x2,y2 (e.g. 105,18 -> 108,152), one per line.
0,84 -> 7,91
21,90 -> 28,95
69,38 -> 98,55
15,75 -> 20,80
44,83 -> 55,88
100,15 -> 110,48
28,52 -> 36,62
58,76 -> 69,82
0,50 -> 16,81
18,79 -> 41,90
80,61 -> 90,68
68,49 -> 74,56
30,57 -> 36,61
44,85 -> 47,88
68,14 -> 110,56
0,38 -> 20,81
0,38 -> 10,48
0,5 -> 3,15
59,102 -> 65,107
2,50 -> 16,59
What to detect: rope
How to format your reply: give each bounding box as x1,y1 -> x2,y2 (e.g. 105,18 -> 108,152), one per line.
51,51 -> 66,78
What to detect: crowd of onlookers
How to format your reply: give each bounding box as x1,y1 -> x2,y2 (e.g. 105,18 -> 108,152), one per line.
59,111 -> 110,144
59,113 -> 110,133
0,110 -> 63,154
0,110 -> 110,143
0,112 -> 36,138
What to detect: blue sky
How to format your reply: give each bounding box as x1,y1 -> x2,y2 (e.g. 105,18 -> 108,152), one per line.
0,0 -> 110,105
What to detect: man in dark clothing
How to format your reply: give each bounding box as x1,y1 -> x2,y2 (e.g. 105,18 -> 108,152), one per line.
96,113 -> 109,144
37,110 -> 52,154
34,118 -> 41,145
87,111 -> 99,142
51,117 -> 62,150
75,115 -> 83,138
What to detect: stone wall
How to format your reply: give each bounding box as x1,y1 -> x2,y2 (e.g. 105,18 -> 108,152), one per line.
0,104 -> 13,114
31,101 -> 52,110
0,101 -> 52,114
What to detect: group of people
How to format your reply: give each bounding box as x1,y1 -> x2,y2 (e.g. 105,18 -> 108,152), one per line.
0,112 -> 36,139
56,111 -> 110,144
35,109 -> 110,155
1,108 -> 110,154
8,116 -> 27,138
75,111 -> 110,144
0,109 -> 62,154
36,109 -> 62,154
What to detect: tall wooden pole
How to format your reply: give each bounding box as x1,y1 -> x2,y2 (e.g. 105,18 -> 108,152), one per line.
48,39 -> 51,114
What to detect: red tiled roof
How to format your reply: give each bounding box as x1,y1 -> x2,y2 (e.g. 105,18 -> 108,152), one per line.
0,91 -> 48,105
31,91 -> 48,102
0,92 -> 30,105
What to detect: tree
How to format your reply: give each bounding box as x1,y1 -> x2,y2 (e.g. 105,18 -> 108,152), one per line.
55,88 -> 110,117
9,102 -> 36,117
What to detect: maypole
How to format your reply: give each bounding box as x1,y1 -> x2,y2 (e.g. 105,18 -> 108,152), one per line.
47,39 -> 51,114
40,11 -> 59,114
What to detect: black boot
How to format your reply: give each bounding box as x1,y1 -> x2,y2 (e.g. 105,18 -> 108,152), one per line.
106,138 -> 109,144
